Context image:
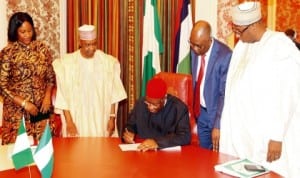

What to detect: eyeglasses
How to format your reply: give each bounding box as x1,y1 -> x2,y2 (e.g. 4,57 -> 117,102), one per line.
188,40 -> 206,50
81,41 -> 97,48
144,100 -> 162,109
232,24 -> 251,35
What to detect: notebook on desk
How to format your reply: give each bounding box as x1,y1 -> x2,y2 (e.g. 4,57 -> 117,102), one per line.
214,158 -> 269,178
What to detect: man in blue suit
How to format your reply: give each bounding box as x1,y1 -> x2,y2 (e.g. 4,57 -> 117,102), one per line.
189,20 -> 232,150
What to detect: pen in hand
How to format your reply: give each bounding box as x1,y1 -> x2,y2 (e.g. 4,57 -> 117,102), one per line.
124,128 -> 135,144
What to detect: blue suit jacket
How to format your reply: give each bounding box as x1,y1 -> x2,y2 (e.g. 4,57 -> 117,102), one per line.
191,38 -> 232,129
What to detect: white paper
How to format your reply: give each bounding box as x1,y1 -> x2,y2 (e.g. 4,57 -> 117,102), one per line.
119,143 -> 140,151
119,143 -> 181,152
160,146 -> 181,151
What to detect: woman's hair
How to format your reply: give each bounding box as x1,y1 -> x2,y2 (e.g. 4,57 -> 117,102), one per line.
7,12 -> 37,42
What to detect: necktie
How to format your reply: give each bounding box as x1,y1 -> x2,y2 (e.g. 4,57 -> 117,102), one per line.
193,55 -> 205,118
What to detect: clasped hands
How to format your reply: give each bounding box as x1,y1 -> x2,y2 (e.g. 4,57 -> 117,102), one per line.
123,129 -> 158,152
25,98 -> 51,116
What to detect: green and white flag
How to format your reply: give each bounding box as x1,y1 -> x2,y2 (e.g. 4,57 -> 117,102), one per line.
174,0 -> 192,74
141,0 -> 164,96
11,116 -> 34,170
34,123 -> 54,178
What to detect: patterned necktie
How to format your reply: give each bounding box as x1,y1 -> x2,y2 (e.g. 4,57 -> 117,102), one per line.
193,55 -> 205,118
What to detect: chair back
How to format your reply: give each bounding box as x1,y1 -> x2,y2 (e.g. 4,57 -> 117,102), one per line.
154,72 -> 198,145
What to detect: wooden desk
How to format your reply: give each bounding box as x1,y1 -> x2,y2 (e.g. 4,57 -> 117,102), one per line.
0,138 -> 282,178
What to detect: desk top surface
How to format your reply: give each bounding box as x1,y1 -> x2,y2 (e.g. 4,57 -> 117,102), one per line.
0,137 -> 282,178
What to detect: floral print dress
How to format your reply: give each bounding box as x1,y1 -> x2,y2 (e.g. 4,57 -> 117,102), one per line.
0,41 -> 55,145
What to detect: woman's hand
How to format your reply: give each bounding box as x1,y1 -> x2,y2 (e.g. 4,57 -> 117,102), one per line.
24,101 -> 39,116
40,96 -> 51,113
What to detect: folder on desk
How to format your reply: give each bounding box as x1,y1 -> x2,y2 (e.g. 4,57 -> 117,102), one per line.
214,158 -> 269,178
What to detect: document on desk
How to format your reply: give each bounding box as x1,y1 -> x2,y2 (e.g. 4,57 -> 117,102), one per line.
160,146 -> 181,151
214,158 -> 269,178
119,143 -> 140,151
119,143 -> 181,152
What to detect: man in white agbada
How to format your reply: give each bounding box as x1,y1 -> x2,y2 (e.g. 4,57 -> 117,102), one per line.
219,1 -> 300,177
53,25 -> 127,137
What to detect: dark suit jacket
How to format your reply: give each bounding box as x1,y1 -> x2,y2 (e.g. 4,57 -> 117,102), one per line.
191,38 -> 232,129
126,94 -> 191,148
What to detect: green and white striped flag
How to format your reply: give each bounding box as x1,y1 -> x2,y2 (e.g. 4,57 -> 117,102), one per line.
174,0 -> 192,74
141,0 -> 164,96
34,123 -> 54,178
11,116 -> 34,170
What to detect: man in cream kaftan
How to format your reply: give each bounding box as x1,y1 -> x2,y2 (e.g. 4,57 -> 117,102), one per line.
220,2 -> 300,177
53,25 -> 127,137
220,30 -> 300,177
53,50 -> 127,137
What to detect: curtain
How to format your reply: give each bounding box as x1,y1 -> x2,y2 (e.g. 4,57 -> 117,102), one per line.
66,0 -> 119,56
65,0 -> 234,136
276,0 -> 300,42
66,0 -> 180,135
65,0 -> 232,136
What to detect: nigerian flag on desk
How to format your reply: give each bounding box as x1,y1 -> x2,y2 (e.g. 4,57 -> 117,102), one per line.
141,0 -> 164,96
11,116 -> 34,170
34,123 -> 54,178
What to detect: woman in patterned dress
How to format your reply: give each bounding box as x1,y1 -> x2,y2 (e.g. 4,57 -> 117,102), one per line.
0,12 -> 55,145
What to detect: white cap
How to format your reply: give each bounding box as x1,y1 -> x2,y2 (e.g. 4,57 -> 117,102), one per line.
231,1 -> 262,26
78,24 -> 96,40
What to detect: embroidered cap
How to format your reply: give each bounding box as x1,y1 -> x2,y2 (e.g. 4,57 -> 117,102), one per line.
78,24 -> 96,40
146,78 -> 167,99
231,1 -> 262,26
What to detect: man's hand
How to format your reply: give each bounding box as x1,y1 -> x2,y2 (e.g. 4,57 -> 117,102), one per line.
122,128 -> 135,143
66,121 -> 78,137
211,128 -> 220,152
267,140 -> 282,162
107,117 -> 115,137
137,139 -> 158,152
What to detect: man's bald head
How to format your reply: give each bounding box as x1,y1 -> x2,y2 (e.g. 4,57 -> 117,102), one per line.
191,20 -> 212,38
189,20 -> 212,55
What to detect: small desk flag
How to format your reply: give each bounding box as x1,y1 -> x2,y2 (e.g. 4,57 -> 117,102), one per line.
11,116 -> 34,170
34,123 -> 54,178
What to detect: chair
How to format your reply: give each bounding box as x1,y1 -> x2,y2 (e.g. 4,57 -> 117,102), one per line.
154,72 -> 198,145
